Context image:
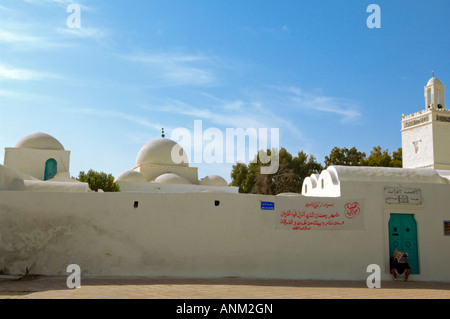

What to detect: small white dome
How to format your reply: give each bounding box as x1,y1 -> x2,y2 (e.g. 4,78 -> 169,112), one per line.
15,132 -> 64,150
427,76 -> 442,86
154,173 -> 192,185
115,170 -> 146,182
136,138 -> 189,167
199,175 -> 228,186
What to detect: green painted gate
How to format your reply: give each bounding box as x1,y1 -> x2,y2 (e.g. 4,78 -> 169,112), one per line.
388,213 -> 419,274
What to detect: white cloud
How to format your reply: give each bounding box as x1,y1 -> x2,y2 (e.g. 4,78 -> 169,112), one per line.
0,29 -> 41,43
56,27 -> 107,39
23,0 -> 88,9
0,64 -> 58,81
123,52 -> 217,86
64,108 -> 164,132
274,86 -> 362,123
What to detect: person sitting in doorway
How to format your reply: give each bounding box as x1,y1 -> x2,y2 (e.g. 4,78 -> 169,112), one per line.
390,251 -> 411,281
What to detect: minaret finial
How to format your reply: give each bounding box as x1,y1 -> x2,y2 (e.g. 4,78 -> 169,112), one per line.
161,128 -> 165,138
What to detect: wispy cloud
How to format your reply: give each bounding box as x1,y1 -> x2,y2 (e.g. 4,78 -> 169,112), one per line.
122,52 -> 217,87
0,26 -> 78,50
243,25 -> 291,36
56,27 -> 107,39
64,108 -> 164,132
0,64 -> 59,81
273,86 -> 362,123
0,28 -> 42,44
23,0 -> 88,9
142,94 -> 303,140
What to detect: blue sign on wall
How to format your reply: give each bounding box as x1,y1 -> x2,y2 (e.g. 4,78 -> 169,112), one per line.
261,201 -> 275,210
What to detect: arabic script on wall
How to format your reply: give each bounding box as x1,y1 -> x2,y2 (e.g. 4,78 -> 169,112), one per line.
277,200 -> 364,231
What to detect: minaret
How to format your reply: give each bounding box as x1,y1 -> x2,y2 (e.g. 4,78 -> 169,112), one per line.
424,72 -> 445,109
401,74 -> 450,170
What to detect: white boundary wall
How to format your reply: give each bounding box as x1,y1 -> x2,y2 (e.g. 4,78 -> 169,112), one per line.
1,179 -> 449,282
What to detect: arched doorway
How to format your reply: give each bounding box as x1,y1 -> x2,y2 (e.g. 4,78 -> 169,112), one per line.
44,158 -> 57,181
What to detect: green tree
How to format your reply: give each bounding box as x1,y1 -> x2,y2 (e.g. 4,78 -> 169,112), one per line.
77,169 -> 120,192
324,146 -> 402,168
324,146 -> 367,167
390,148 -> 402,167
363,146 -> 392,167
230,148 -> 323,195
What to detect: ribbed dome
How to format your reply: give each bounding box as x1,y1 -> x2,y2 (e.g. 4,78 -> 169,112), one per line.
115,170 -> 146,182
199,175 -> 228,186
136,138 -> 189,167
15,132 -> 65,150
154,173 -> 192,185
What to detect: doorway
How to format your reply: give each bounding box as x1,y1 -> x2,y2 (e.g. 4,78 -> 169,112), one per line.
44,158 -> 57,181
388,213 -> 419,274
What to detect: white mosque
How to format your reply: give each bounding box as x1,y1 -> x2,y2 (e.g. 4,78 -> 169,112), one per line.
0,75 -> 449,282
0,131 -> 236,193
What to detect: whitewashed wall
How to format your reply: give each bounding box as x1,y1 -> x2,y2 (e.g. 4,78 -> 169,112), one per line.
1,179 -> 449,281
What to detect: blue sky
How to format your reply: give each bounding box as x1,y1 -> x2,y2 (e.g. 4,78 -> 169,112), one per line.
0,0 -> 449,182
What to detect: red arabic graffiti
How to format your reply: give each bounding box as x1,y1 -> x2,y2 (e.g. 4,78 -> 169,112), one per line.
279,201 -> 362,231
344,202 -> 360,219
305,202 -> 334,209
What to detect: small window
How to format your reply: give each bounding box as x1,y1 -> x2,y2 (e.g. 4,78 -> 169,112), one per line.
321,179 -> 324,189
304,185 -> 308,194
214,200 -> 220,206
134,201 -> 139,208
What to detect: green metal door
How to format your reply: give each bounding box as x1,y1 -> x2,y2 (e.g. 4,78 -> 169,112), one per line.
388,214 -> 419,274
44,158 -> 57,181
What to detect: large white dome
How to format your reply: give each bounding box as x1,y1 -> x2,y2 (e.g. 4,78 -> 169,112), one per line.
136,138 -> 189,167
15,132 -> 65,150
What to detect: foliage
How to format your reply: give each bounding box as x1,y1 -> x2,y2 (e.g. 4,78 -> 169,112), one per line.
230,145 -> 402,195
230,148 -> 323,195
77,169 -> 120,192
324,146 -> 367,167
325,146 -> 402,168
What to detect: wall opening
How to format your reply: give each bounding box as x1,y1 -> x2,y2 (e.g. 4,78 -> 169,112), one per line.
388,213 -> 419,274
44,158 -> 57,181
214,200 -> 220,206
428,89 -> 432,107
134,201 -> 139,208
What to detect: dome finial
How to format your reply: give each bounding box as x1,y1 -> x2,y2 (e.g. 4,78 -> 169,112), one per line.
161,128 -> 165,138
432,71 -> 435,78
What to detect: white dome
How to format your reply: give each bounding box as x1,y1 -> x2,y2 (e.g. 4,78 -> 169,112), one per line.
154,173 -> 192,185
115,170 -> 146,182
15,132 -> 65,150
427,76 -> 442,86
136,138 -> 189,167
199,175 -> 228,186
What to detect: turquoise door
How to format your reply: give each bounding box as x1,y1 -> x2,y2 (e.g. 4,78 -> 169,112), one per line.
388,214 -> 419,274
44,158 -> 57,181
